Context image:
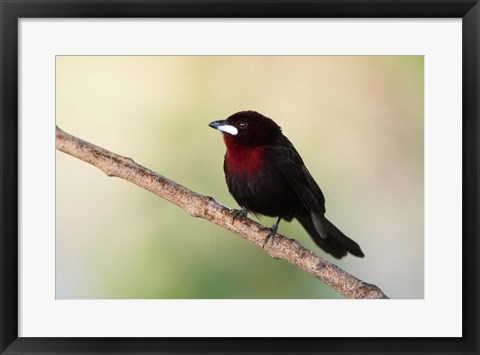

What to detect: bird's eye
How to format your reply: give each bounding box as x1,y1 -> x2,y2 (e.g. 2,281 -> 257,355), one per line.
239,121 -> 248,129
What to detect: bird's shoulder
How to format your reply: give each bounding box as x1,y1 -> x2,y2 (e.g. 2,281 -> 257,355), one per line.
263,137 -> 304,166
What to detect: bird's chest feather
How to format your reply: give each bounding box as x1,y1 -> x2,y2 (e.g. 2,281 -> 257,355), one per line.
224,146 -> 270,204
223,146 -> 299,218
224,146 -> 264,178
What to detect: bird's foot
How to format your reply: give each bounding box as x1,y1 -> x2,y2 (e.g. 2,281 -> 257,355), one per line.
232,208 -> 248,224
261,220 -> 280,248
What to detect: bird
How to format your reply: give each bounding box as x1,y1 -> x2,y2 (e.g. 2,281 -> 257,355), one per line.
208,110 -> 364,259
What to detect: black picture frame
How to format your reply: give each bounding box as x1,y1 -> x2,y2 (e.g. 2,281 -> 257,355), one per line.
1,1 -> 478,354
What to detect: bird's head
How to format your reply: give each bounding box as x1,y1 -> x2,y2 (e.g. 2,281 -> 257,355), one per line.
209,111 -> 282,148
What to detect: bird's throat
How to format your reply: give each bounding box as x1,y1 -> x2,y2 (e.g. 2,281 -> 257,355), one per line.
224,143 -> 264,177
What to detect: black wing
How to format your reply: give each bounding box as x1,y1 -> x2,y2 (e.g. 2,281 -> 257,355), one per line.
264,139 -> 328,239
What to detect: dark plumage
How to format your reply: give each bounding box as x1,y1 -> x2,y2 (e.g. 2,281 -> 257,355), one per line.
208,110 -> 364,259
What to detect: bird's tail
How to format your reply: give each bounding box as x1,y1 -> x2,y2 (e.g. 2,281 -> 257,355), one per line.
297,215 -> 364,259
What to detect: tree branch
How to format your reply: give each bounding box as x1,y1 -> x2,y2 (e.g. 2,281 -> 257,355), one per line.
56,126 -> 389,299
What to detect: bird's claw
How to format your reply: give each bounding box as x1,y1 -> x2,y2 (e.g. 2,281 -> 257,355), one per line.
260,225 -> 278,248
262,230 -> 276,247
232,208 -> 248,224
260,218 -> 281,248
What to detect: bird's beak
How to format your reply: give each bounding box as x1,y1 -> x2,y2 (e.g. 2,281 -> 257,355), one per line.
208,120 -> 238,136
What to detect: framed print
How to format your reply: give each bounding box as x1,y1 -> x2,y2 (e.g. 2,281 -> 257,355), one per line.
1,0 -> 479,354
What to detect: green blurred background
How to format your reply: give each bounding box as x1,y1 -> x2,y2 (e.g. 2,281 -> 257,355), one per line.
56,56 -> 424,299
